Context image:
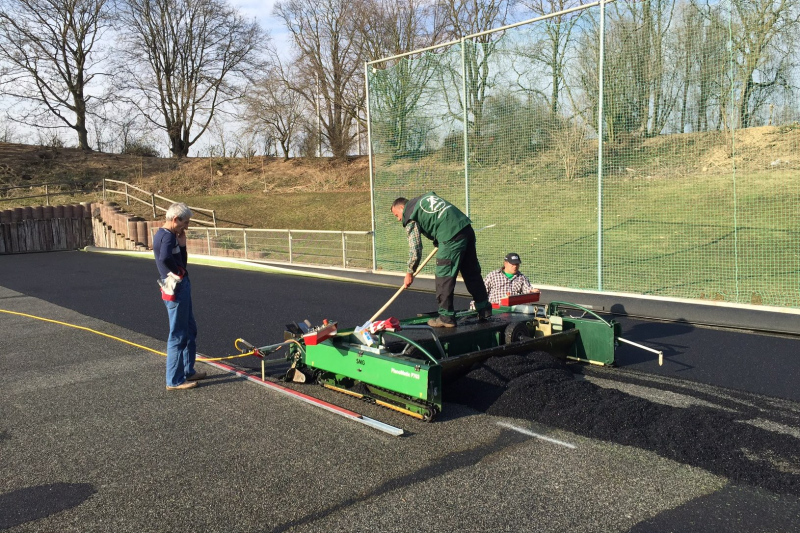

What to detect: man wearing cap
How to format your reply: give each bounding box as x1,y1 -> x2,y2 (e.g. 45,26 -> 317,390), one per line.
483,252 -> 539,304
391,193 -> 492,328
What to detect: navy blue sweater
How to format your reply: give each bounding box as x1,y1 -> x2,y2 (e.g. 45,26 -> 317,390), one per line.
153,227 -> 188,280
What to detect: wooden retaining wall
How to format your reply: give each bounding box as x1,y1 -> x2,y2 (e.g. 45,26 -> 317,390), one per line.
0,201 -> 162,254
0,204 -> 94,254
90,201 -> 160,251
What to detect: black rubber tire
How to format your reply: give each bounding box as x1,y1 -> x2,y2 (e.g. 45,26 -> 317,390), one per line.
504,321 -> 532,344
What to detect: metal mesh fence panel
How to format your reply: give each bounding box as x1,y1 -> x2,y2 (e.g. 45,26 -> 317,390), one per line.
370,44 -> 468,276
368,0 -> 800,309
184,228 -> 372,268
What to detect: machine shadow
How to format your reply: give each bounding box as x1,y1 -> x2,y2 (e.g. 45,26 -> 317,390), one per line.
0,483 -> 96,529
608,304 -> 696,367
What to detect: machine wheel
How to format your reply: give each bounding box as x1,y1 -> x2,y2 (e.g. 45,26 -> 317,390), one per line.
313,369 -> 330,385
505,321 -> 532,344
421,406 -> 439,422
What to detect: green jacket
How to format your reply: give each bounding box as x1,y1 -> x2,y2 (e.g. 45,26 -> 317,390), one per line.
402,192 -> 471,243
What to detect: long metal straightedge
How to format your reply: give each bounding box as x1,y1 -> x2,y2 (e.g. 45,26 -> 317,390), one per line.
199,357 -> 404,436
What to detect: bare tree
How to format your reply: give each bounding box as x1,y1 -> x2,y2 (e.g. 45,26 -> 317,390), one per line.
665,0 -> 730,133
0,117 -> 18,142
695,5 -> 729,131
434,0 -> 517,139
675,1 -> 702,132
600,0 -> 677,137
208,117 -> 232,157
232,126 -> 259,162
244,64 -> 306,160
520,0 -> 587,117
551,116 -> 589,179
0,0 -> 111,150
573,0 -> 679,141
274,0 -> 365,158
729,0 -> 800,129
361,0 -> 444,156
115,0 -> 264,157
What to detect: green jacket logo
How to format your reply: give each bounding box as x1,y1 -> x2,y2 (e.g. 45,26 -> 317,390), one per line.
421,195 -> 451,218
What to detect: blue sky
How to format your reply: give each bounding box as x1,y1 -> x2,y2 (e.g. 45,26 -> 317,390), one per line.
231,0 -> 292,58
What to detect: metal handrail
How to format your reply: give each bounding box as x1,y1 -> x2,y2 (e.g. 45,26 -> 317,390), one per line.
547,301 -> 612,327
382,330 -> 441,365
103,178 -> 217,227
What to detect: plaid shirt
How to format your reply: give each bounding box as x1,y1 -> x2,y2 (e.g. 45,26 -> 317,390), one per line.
483,268 -> 534,304
405,220 -> 423,273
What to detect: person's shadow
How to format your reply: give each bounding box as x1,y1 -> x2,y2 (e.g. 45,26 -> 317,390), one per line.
0,483 -> 96,529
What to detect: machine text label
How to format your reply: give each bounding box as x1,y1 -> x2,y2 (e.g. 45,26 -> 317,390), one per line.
391,368 -> 420,380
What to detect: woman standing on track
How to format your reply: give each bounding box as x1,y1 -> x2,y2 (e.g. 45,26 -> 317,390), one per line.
153,203 -> 206,390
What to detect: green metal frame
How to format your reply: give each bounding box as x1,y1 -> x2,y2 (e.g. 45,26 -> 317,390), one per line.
300,334 -> 443,410
547,302 -> 620,366
279,300 -> 619,422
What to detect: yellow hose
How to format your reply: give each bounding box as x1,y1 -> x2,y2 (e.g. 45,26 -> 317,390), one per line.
0,308 -> 254,362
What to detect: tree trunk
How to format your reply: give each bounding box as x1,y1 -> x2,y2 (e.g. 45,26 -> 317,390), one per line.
74,115 -> 91,151
73,90 -> 91,151
740,78 -> 753,129
170,135 -> 189,158
550,25 -> 560,117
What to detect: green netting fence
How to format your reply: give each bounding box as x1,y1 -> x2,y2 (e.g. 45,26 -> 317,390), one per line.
367,0 -> 800,309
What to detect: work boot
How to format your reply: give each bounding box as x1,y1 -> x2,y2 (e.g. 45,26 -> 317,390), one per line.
427,316 -> 456,328
477,307 -> 493,322
166,381 -> 198,391
187,371 -> 207,381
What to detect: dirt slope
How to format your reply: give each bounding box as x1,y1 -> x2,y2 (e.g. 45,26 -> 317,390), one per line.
0,142 -> 369,194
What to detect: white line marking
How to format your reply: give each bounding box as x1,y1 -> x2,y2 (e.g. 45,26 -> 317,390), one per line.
497,421 -> 576,449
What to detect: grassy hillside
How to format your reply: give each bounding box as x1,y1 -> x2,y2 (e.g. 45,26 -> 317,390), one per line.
367,125 -> 800,307
1,124 -> 798,234
2,127 -> 798,306
0,143 -> 372,230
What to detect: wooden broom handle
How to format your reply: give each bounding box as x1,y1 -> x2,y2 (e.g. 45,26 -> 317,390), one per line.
367,247 -> 438,323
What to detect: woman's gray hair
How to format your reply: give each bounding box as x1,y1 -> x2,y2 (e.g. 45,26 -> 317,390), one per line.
165,203 -> 192,221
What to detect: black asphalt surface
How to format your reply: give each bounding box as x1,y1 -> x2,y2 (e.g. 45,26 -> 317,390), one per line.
612,316 -> 800,402
2,251 -> 799,402
2,250 -> 800,532
0,251 -> 446,362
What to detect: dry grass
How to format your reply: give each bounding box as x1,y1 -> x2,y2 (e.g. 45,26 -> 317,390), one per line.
0,142 -> 372,230
2,125 -> 797,232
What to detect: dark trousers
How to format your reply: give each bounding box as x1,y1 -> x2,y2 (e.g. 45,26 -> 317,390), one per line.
434,225 -> 490,321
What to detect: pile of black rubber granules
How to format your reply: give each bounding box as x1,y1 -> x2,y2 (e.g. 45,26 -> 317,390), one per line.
447,352 -> 800,496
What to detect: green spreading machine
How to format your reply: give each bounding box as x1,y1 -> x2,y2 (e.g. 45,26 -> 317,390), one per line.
237,294 -> 660,421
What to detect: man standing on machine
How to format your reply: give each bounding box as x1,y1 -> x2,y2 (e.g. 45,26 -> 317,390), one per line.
391,193 -> 492,328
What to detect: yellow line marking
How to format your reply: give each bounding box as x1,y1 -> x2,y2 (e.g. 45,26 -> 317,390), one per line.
0,308 -> 254,361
